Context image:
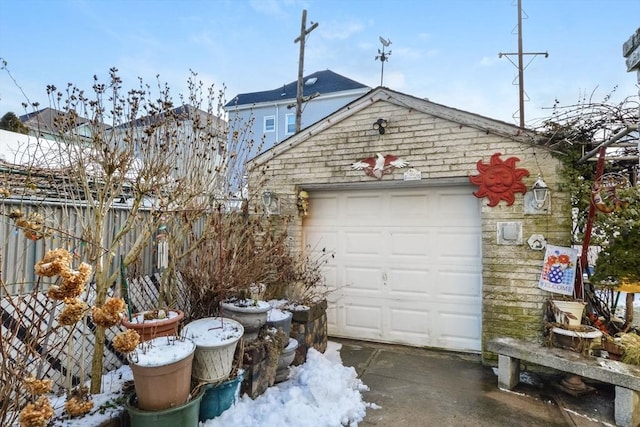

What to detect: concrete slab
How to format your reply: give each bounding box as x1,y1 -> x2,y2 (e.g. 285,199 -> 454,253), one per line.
334,338 -> 617,427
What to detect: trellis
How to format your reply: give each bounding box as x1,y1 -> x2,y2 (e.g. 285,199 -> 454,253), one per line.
0,274 -> 184,391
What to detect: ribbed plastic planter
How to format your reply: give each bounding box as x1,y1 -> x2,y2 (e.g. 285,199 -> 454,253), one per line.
182,317 -> 244,383
199,370 -> 245,422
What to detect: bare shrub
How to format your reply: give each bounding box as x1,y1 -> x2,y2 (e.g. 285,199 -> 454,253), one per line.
178,211 -> 291,321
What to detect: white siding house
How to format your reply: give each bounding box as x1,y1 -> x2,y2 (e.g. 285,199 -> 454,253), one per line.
224,70 -> 370,159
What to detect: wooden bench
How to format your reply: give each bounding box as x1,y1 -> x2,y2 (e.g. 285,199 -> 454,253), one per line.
487,337 -> 640,427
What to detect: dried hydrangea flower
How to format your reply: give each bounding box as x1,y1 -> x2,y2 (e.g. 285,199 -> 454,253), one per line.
57,298 -> 88,326
44,257 -> 92,301
92,297 -> 126,328
19,396 -> 54,427
60,262 -> 91,285
64,395 -> 94,418
35,248 -> 73,277
23,377 -> 53,396
113,329 -> 140,353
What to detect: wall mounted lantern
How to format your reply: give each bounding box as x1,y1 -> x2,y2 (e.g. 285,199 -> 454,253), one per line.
373,118 -> 387,134
262,190 -> 280,215
524,175 -> 550,214
531,176 -> 549,209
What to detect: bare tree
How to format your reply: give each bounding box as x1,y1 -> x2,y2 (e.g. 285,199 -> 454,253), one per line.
11,68 -> 262,392
531,88 -> 639,332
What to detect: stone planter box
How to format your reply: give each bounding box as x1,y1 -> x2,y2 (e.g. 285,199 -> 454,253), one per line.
239,343 -> 277,399
290,300 -> 327,365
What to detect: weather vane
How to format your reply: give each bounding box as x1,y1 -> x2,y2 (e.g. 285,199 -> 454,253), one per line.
375,36 -> 392,86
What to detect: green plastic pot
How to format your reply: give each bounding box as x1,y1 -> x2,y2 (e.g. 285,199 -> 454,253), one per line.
126,387 -> 204,427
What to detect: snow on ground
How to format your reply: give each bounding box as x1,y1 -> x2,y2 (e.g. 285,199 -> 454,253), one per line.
37,340 -> 374,427
49,365 -> 133,427
201,341 -> 377,427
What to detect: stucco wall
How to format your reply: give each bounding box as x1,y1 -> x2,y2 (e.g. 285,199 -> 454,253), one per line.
249,93 -> 572,358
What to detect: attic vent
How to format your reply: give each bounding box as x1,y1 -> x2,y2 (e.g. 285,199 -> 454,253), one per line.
305,77 -> 318,86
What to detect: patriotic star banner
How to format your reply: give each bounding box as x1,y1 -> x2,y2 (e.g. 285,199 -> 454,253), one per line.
538,245 -> 578,296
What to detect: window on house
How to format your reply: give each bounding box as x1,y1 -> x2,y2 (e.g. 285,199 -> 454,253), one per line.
285,114 -> 296,134
264,116 -> 275,133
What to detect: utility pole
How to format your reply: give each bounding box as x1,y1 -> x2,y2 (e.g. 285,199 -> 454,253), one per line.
498,0 -> 547,128
294,9 -> 318,134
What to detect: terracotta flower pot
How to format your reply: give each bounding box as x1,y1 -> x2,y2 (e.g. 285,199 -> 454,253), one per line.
128,337 -> 196,411
122,310 -> 184,342
602,338 -> 625,361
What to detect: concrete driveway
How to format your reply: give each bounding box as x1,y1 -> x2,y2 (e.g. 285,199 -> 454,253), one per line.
335,338 -> 616,427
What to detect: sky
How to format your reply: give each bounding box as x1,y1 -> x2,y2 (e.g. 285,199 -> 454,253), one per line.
0,0 -> 639,127
48,341 -> 374,427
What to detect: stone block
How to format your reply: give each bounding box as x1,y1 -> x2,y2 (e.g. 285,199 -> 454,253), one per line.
615,386 -> 640,427
497,354 -> 520,390
290,301 -> 328,365
239,342 -> 276,399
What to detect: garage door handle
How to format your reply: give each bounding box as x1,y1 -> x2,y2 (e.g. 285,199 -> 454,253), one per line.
382,272 -> 387,283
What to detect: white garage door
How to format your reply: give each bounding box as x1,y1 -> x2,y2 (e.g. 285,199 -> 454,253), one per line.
303,185 -> 482,352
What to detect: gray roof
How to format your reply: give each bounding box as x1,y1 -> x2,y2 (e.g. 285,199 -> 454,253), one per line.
111,104 -> 225,130
19,108 -> 91,134
225,70 -> 369,108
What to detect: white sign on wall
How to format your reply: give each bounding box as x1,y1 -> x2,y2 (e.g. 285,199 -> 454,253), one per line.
403,168 -> 422,181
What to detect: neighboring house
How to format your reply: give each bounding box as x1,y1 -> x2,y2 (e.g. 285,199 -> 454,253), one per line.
110,104 -> 230,196
224,70 -> 370,155
19,107 -> 94,141
19,105 -> 228,194
3,104 -> 228,293
248,87 -> 571,360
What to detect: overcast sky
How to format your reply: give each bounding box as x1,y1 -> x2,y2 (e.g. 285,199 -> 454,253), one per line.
1,0 -> 638,126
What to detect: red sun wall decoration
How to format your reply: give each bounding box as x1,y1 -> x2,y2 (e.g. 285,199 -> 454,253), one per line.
469,152 -> 530,207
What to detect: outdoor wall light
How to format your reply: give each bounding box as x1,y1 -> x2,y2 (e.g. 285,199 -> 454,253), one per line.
530,175 -> 549,209
373,118 -> 388,134
262,190 -> 280,215
523,175 -> 550,214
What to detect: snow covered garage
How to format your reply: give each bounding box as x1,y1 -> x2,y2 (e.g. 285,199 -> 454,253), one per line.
249,87 -> 571,355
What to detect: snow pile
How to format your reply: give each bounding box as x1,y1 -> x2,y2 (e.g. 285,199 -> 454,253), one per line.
202,346 -> 374,427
